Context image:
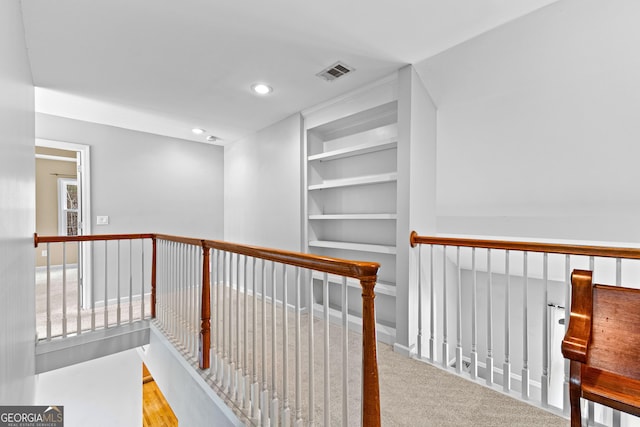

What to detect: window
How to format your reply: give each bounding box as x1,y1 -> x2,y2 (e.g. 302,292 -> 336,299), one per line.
58,178 -> 79,236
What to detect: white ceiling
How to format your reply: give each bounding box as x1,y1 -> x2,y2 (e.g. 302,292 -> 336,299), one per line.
21,0 -> 559,144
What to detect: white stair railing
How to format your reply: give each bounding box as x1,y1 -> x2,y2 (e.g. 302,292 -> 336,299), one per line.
410,231 -> 640,427
34,233 -> 153,341
154,234 -> 381,427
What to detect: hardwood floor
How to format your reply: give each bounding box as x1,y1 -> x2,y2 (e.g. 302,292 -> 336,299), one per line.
143,364 -> 178,427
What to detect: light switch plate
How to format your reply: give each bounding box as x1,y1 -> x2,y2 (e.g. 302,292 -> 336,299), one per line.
96,215 -> 109,225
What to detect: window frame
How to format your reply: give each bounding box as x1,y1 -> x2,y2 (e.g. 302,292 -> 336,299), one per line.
57,177 -> 79,236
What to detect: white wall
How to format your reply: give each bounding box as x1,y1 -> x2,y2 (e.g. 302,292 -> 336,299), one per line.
395,66 -> 438,349
224,113 -> 302,251
140,326 -> 242,427
0,0 -> 36,404
415,0 -> 640,243
36,114 -> 224,239
35,350 -> 142,427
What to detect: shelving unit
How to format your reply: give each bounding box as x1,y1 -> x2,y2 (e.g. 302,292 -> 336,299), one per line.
304,96 -> 399,343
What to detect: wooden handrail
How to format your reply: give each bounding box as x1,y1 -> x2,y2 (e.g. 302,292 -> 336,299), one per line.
409,230 -> 640,259
156,233 -> 380,281
34,232 -> 155,247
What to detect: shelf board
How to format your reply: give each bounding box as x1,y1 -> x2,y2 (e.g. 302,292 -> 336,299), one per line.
308,240 -> 396,255
308,138 -> 397,162
308,172 -> 397,190
311,271 -> 396,297
308,213 -> 397,220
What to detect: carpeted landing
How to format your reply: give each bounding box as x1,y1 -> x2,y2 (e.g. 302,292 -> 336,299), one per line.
377,343 -> 568,426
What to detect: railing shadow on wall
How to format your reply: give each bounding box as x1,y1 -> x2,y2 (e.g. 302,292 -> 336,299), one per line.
409,231 -> 640,427
34,232 -> 381,427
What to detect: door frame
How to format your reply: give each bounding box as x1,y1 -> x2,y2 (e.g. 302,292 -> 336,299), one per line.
36,138 -> 92,307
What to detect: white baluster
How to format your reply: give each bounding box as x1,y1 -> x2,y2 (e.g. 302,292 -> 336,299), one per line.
342,275 -> 348,427
183,244 -> 189,348
417,244 -> 423,359
563,254 -> 571,414
62,242 -> 67,337
270,262 -> 280,427
228,253 -> 235,395
129,240 -> 133,324
213,249 -> 220,382
613,258 -> 622,427
90,241 -> 95,331
442,245 -> 448,369
522,252 -> 529,400
470,247 -> 478,379
228,253 -> 235,394
429,244 -> 436,362
104,240 -> 108,329
116,241 -> 121,327
323,273 -> 330,427
141,240 -> 145,320
486,248 -> 494,386
186,244 -> 191,355
455,247 -> 462,374
191,244 -> 197,358
77,241 -> 82,335
251,257 -> 260,422
503,250 -> 511,393
243,255 -> 251,410
178,243 -> 183,343
587,256 -> 594,423
46,242 -> 51,340
261,259 -> 270,427
236,253 -> 242,405
170,242 -> 176,338
282,265 -> 291,427
224,251 -> 230,388
308,270 -> 315,427
295,268 -> 302,427
185,244 -> 191,356
541,253 -> 549,407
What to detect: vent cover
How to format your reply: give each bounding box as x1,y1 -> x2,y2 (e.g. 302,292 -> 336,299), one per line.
316,62 -> 355,82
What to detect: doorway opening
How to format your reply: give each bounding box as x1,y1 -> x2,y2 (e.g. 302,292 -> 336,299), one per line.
35,139 -> 92,308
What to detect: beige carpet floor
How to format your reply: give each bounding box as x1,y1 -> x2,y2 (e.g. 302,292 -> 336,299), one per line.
377,344 -> 568,426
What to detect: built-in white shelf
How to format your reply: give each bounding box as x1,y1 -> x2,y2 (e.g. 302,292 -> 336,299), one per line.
308,240 -> 396,255
308,213 -> 397,220
311,303 -> 396,344
308,172 -> 397,191
305,92 -> 400,346
311,271 -> 396,297
308,138 -> 397,162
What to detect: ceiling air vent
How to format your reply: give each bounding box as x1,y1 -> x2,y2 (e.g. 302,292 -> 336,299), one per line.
316,62 -> 355,82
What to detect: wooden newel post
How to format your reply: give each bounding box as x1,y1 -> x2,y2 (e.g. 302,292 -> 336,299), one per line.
151,237 -> 157,318
199,242 -> 211,370
360,277 -> 381,427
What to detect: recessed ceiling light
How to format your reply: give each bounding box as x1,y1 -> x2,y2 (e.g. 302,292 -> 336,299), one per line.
251,83 -> 273,95
192,128 -> 206,135
206,135 -> 218,142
